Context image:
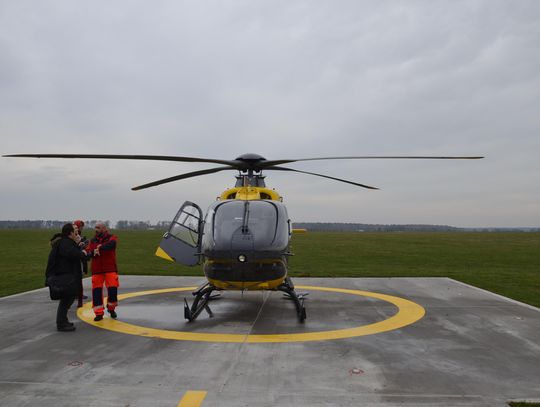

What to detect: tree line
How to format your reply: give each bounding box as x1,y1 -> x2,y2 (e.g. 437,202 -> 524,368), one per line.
0,220 -> 110,229
0,220 -> 159,230
0,220 -> 170,230
293,223 -> 540,232
0,220 -> 537,232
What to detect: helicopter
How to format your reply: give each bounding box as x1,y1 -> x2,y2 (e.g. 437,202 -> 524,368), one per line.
3,152 -> 483,322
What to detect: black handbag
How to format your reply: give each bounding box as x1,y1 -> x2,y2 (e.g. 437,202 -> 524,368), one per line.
47,273 -> 78,300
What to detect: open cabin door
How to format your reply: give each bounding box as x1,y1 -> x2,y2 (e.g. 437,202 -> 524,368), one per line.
155,201 -> 203,266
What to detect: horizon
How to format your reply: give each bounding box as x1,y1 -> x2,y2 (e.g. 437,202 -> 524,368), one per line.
1,219 -> 538,230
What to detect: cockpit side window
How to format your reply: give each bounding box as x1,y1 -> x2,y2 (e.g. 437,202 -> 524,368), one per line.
169,205 -> 201,247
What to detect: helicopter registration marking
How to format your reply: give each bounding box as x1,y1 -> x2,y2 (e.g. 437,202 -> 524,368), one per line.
77,286 -> 425,343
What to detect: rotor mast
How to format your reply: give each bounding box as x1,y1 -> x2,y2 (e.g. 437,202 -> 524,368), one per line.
235,169 -> 266,188
224,154 -> 280,200
226,169 -> 279,201
233,153 -> 268,189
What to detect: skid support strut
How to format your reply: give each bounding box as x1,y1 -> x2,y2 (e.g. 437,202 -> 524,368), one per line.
184,283 -> 220,322
277,277 -> 307,322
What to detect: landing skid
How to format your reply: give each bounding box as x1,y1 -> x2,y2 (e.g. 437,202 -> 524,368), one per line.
184,278 -> 307,322
184,283 -> 221,322
277,277 -> 307,322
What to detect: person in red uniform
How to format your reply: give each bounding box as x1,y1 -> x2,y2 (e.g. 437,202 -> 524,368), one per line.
86,222 -> 119,321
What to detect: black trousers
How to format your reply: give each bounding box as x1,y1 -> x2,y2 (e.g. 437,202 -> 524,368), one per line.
56,296 -> 76,326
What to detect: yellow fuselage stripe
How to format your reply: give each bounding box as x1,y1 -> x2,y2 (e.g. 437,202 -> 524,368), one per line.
206,276 -> 285,290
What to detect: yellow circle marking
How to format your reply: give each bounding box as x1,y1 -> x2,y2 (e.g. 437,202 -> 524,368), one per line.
77,285 -> 425,343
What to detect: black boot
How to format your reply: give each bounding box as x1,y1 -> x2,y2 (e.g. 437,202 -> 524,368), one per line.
57,324 -> 76,332
56,296 -> 76,330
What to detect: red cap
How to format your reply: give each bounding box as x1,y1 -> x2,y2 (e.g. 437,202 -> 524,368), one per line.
73,220 -> 85,228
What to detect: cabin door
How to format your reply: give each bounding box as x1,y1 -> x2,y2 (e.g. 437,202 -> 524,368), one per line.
156,201 -> 203,266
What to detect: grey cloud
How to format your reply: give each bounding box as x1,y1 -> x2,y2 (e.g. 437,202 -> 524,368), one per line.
1,1 -> 539,226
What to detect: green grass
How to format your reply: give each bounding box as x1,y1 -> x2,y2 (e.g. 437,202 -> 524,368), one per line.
1,230 -> 539,307
508,403 -> 540,407
288,232 -> 540,307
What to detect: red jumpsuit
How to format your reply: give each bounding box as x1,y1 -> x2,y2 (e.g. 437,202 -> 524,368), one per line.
87,232 -> 119,317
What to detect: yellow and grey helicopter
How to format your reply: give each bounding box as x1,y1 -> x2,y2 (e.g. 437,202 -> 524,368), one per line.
4,152 -> 483,322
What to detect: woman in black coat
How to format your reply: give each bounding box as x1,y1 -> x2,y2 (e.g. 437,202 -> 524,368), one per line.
46,223 -> 89,331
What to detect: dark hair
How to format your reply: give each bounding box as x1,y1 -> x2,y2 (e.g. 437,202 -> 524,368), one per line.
49,232 -> 62,245
61,223 -> 75,237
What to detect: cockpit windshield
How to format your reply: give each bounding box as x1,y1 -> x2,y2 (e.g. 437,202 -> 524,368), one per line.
213,200 -> 280,247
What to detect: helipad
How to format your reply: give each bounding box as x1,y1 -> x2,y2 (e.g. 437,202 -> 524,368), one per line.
77,286 -> 425,342
1,276 -> 539,407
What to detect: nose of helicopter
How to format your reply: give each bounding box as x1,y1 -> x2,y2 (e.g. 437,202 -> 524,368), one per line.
202,249 -> 288,290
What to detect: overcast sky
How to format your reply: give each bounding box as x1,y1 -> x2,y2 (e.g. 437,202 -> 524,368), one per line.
1,1 -> 539,227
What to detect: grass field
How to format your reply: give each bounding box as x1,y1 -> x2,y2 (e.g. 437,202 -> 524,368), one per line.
1,230 -> 539,307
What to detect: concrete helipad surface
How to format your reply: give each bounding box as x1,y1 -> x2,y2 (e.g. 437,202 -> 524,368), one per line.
1,276 -> 539,407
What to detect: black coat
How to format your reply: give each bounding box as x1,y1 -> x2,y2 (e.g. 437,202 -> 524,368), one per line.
45,237 -> 87,291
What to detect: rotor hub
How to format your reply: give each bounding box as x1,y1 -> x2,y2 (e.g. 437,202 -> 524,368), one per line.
235,153 -> 267,162
233,153 -> 268,172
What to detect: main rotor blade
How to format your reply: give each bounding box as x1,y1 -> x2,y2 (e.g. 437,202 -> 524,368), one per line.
4,153 -> 484,173
262,155 -> 484,167
3,153 -> 237,167
131,166 -> 235,191
269,166 -> 379,190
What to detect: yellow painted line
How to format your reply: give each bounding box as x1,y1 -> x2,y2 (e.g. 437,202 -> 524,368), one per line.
77,285 -> 425,343
177,391 -> 207,407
